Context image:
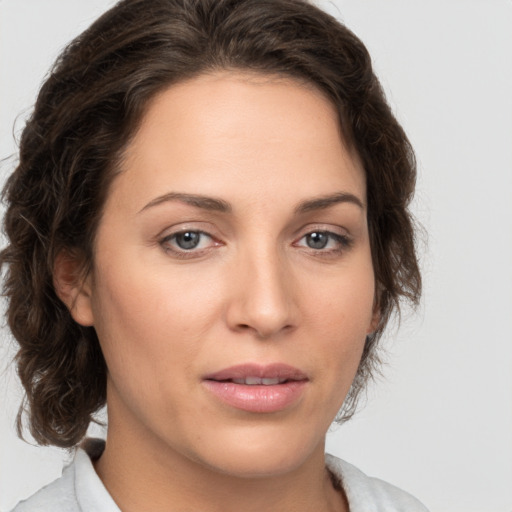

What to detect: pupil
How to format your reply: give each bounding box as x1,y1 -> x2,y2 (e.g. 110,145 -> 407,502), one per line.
307,232 -> 328,249
176,231 -> 200,250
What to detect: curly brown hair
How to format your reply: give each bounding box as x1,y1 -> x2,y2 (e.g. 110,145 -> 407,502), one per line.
1,0 -> 421,448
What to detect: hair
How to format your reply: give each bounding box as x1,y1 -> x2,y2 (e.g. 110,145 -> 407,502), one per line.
1,0 -> 421,448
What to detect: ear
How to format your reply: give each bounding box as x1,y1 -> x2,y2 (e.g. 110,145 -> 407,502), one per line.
53,249 -> 94,326
367,297 -> 381,335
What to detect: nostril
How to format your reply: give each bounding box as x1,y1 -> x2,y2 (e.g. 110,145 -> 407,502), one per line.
226,280 -> 298,338
235,322 -> 295,339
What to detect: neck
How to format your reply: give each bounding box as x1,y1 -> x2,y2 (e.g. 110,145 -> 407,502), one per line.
94,418 -> 347,512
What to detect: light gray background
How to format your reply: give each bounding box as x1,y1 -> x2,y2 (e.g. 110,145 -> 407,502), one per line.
1,1 -> 511,511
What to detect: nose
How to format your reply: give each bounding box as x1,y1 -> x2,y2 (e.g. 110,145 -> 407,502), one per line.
225,247 -> 298,339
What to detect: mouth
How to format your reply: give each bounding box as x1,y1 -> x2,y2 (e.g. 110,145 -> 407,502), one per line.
202,364 -> 309,413
203,363 -> 308,383
229,376 -> 289,385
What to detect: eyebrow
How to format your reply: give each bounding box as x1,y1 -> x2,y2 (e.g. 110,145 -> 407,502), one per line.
294,192 -> 365,213
139,192 -> 232,214
139,191 -> 364,215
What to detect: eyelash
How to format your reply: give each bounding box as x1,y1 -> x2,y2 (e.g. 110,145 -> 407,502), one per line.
159,228 -> 352,259
294,231 -> 353,256
160,230 -> 219,259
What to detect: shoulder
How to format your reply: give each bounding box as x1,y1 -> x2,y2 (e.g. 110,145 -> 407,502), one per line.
10,440 -> 119,512
9,459 -> 80,512
326,454 -> 430,512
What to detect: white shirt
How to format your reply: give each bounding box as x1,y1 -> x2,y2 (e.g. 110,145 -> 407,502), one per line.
11,442 -> 429,511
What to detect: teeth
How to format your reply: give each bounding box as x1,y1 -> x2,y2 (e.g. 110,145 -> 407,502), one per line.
231,377 -> 285,385
245,376 -> 262,385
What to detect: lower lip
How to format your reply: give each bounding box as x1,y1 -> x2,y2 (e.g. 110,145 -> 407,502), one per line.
202,380 -> 308,413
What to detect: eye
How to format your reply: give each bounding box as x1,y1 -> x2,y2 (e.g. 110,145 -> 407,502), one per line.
304,232 -> 330,249
173,231 -> 205,250
295,230 -> 351,253
161,230 -> 216,254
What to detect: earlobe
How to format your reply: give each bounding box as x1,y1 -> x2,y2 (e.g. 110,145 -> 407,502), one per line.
53,250 -> 94,326
367,299 -> 381,335
367,310 -> 380,335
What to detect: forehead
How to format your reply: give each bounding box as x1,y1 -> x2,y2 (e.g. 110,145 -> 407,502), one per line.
113,71 -> 366,215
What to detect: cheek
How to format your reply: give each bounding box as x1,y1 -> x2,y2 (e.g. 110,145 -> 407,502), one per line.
89,272 -> 197,426
303,261 -> 375,332
298,260 -> 375,375
89,257 -> 226,383
93,254 -> 214,329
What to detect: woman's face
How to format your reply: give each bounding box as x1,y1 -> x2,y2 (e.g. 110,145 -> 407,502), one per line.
74,72 -> 377,477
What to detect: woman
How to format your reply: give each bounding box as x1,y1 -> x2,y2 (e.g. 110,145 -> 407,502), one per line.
1,0 -> 426,510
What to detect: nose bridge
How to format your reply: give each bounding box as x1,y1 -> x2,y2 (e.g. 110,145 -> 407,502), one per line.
227,240 -> 296,338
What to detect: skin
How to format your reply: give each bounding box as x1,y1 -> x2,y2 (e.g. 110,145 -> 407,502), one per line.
59,72 -> 378,512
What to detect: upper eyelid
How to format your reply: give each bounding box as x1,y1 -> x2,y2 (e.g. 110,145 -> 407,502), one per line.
161,229 -> 216,245
293,223 -> 350,238
162,228 -> 211,238
158,222 -> 219,239
157,222 -> 351,242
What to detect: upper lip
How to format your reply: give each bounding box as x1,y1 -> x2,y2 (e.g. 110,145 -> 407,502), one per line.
203,363 -> 308,382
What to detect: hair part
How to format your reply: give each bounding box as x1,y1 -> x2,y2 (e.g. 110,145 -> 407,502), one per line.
1,0 -> 421,447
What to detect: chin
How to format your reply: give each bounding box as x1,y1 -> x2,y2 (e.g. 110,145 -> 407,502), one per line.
183,421 -> 326,479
